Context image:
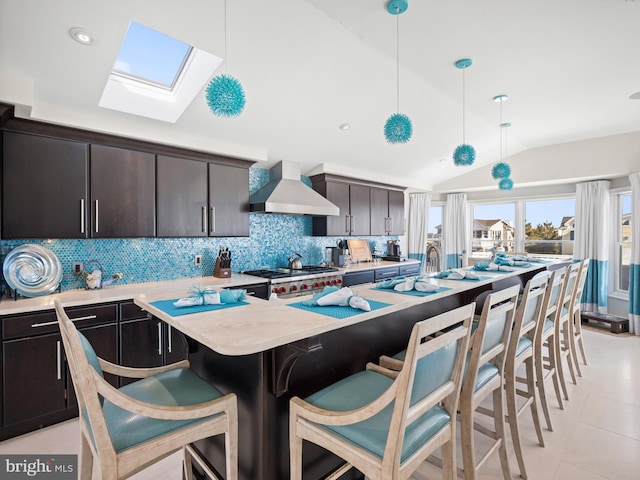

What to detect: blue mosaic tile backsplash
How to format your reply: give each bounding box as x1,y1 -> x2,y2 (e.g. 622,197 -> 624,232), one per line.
1,167 -> 397,292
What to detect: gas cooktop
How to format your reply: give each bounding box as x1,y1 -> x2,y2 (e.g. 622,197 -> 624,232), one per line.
243,266 -> 339,279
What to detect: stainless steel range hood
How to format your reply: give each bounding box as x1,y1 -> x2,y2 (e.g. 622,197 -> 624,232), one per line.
250,161 -> 339,216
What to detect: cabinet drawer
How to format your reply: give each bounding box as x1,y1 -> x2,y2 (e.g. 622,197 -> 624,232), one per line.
399,263 -> 420,276
2,304 -> 117,340
374,266 -> 400,281
120,301 -> 150,321
342,270 -> 375,287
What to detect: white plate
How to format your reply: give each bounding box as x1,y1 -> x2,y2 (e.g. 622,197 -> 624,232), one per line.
3,244 -> 63,297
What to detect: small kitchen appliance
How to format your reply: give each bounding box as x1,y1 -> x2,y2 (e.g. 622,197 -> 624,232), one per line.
383,240 -> 406,262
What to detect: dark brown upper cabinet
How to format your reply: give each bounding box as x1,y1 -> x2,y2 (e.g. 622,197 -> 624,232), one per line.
371,188 -> 405,236
156,156 -> 249,237
208,163 -> 249,237
156,155 -> 208,237
2,131 -> 89,239
90,145 -> 156,238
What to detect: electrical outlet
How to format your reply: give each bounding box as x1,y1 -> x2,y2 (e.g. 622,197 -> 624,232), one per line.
72,262 -> 83,274
194,255 -> 202,266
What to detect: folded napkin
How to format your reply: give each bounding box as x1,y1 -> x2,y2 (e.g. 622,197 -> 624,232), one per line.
219,288 -> 247,303
173,287 -> 246,307
393,278 -> 415,291
447,270 -> 480,280
433,270 -> 453,278
375,276 -> 407,289
414,279 -> 440,292
305,286 -> 371,311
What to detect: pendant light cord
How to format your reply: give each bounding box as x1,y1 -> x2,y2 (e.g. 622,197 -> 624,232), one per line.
224,0 -> 228,74
461,68 -> 466,143
396,14 -> 400,113
499,99 -> 503,161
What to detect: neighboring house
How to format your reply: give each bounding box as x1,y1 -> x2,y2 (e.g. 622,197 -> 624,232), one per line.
472,219 -> 515,252
558,216 -> 575,255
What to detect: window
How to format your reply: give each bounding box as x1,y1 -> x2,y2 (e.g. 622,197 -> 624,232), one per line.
524,198 -> 575,256
617,193 -> 632,292
99,22 -> 222,123
472,203 -> 515,256
426,205 -> 443,271
428,205 -> 443,241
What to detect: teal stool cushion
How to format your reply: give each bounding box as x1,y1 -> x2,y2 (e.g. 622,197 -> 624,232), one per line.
393,349 -> 498,392
102,368 -> 223,452
305,371 -> 450,463
515,336 -> 533,357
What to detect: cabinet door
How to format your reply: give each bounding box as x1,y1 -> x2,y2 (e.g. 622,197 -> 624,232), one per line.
370,188 -> 389,236
120,318 -> 164,385
2,131 -> 88,239
324,182 -> 350,236
164,324 -> 189,365
208,164 -> 249,237
157,155 -> 208,237
388,190 -> 405,236
349,184 -> 370,236
2,334 -> 66,426
90,144 -> 156,237
67,323 -> 118,408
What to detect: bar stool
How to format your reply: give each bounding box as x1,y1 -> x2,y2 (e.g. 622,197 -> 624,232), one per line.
504,275 -> 548,479
459,285 -> 519,480
289,304 -> 474,480
54,300 -> 238,480
569,259 -> 590,375
534,266 -> 567,430
554,261 -> 581,395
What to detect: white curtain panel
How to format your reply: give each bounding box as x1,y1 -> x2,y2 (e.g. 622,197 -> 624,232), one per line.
574,180 -> 610,313
629,172 -> 640,334
444,193 -> 468,269
408,193 -> 431,275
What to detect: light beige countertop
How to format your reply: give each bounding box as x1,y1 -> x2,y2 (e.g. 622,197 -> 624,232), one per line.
134,265 -> 541,356
0,274 -> 267,316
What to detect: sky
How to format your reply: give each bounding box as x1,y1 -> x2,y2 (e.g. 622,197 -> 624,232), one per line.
427,195 -> 632,234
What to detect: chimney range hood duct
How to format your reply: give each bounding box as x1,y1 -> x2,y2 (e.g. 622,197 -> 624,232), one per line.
250,161 -> 339,216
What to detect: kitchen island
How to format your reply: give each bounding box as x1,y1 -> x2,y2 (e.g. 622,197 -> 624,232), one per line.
134,263 -> 548,480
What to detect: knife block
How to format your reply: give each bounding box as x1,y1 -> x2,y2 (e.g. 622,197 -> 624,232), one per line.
214,258 -> 231,278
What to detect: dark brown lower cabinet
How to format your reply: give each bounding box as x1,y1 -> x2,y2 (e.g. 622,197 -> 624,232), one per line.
119,301 -> 189,386
0,303 -> 118,440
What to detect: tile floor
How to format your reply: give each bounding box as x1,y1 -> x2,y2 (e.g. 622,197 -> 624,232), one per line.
1,326 -> 638,479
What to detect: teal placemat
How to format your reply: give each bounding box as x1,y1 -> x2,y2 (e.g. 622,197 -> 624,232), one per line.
430,275 -> 492,282
287,299 -> 391,319
372,286 -> 452,297
469,268 -> 510,274
150,299 -> 249,317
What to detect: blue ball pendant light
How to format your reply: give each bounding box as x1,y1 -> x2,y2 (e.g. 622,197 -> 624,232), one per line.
206,0 -> 246,118
453,58 -> 475,166
491,162 -> 511,180
384,1 -> 413,144
499,177 -> 514,190
206,74 -> 245,118
493,94 -> 514,189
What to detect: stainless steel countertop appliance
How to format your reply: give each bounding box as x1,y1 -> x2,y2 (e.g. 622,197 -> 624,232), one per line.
243,266 -> 342,298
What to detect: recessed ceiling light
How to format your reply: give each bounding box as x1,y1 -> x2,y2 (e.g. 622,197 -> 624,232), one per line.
629,91 -> 640,100
69,27 -> 96,45
339,123 -> 351,130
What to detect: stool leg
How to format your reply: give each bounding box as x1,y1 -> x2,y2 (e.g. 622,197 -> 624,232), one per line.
80,434 -> 93,480
535,335 -> 554,431
526,357 -> 545,447
183,446 -> 193,480
290,417 -> 303,480
493,387 -> 512,480
460,403 -> 478,480
553,331 -> 570,402
575,311 -> 588,365
441,433 -> 457,480
547,334 -> 565,409
505,363 -> 527,479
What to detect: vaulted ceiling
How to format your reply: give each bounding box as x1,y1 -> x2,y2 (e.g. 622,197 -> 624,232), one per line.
1,0 -> 639,191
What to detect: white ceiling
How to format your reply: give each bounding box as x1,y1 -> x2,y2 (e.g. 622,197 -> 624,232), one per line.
1,0 -> 639,191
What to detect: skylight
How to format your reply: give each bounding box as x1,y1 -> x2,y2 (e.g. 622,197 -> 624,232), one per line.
99,21 -> 222,123
112,22 -> 192,90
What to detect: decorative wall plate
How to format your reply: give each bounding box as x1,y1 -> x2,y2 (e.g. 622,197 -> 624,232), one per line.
3,244 -> 62,297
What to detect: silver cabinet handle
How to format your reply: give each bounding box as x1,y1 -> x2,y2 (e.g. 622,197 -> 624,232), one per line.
201,206 -> 207,233
345,215 -> 350,233
31,315 -> 97,328
80,199 -> 85,234
350,215 -> 355,233
167,325 -> 172,353
95,200 -> 99,233
56,340 -> 62,380
210,206 -> 216,233
157,322 -> 163,356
